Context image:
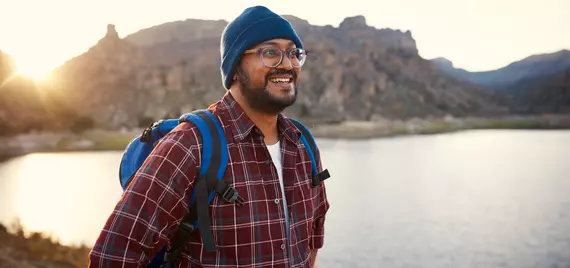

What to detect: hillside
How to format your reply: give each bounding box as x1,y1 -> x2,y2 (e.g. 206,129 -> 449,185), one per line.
507,69 -> 570,113
432,50 -> 570,89
431,50 -> 570,113
2,14 -> 511,135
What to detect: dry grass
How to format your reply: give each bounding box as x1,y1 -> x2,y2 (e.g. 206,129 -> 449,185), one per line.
0,219 -> 91,268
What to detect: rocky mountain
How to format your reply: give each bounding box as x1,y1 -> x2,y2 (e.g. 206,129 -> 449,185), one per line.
431,50 -> 570,113
2,15 -> 511,135
432,50 -> 570,89
503,68 -> 570,113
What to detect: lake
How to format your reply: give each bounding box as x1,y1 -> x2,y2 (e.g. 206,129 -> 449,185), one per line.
1,129 -> 570,268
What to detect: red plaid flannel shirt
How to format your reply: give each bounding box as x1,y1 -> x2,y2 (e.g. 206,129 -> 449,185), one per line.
89,91 -> 330,267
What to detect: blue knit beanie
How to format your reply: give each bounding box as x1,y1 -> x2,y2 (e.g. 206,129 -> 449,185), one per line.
220,5 -> 303,90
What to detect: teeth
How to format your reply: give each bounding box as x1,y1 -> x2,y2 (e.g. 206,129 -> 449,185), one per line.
270,77 -> 291,83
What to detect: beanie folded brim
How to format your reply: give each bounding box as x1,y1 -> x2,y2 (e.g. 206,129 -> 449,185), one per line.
220,11 -> 303,90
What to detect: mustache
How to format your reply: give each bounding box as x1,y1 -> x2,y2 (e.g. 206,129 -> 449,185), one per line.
265,70 -> 297,81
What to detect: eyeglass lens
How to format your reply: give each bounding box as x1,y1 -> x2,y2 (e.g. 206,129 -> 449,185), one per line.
261,48 -> 306,68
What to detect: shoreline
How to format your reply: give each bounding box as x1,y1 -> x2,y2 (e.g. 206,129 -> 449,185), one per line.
308,114 -> 570,139
2,115 -> 570,162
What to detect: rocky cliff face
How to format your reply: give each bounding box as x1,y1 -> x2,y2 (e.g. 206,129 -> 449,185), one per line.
2,16 -> 510,134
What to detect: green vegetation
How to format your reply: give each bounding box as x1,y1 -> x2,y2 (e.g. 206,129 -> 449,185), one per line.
53,131 -> 135,152
1,115 -> 569,162
468,119 -> 544,129
308,116 -> 570,139
90,134 -> 135,151
415,122 -> 457,135
93,136 -> 134,150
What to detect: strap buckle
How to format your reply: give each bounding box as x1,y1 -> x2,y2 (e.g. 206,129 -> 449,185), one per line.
222,186 -> 245,207
179,222 -> 195,233
162,221 -> 194,266
140,121 -> 161,143
140,126 -> 153,143
312,169 -> 331,187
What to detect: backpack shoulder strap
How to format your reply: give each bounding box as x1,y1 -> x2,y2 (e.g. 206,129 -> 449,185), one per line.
161,109 -> 243,266
288,118 -> 331,187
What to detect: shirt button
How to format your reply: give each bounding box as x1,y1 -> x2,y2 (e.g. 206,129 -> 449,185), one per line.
265,159 -> 271,164
274,199 -> 280,204
280,244 -> 286,250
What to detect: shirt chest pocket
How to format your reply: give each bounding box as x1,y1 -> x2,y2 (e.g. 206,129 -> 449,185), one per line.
290,162 -> 317,223
287,163 -> 318,243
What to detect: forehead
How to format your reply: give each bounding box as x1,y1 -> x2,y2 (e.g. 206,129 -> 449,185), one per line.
252,38 -> 296,49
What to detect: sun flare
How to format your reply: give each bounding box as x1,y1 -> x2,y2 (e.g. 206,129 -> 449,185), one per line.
14,59 -> 53,80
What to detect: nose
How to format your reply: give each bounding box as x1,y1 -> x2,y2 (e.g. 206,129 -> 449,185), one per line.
278,54 -> 293,70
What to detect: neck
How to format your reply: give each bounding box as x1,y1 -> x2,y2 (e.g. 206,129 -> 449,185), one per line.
230,88 -> 279,145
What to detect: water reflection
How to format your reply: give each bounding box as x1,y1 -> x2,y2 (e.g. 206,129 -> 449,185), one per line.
1,130 -> 570,267
0,152 -> 124,245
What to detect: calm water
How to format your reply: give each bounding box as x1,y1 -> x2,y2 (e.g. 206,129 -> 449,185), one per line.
1,130 -> 570,268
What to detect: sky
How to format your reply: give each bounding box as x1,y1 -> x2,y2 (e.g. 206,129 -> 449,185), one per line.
1,0 -> 569,78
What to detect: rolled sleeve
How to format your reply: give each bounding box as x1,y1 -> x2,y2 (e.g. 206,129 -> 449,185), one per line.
309,146 -> 330,249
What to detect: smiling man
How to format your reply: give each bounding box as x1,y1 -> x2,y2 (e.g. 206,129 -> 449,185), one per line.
89,5 -> 330,268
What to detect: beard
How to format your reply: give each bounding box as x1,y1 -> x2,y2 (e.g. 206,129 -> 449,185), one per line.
235,66 -> 299,115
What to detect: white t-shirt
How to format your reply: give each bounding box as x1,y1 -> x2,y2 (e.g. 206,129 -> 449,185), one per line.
266,141 -> 290,243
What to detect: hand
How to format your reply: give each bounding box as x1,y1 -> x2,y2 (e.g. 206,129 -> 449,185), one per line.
309,249 -> 318,267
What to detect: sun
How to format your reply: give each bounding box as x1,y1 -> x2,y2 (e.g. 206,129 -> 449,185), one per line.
13,57 -> 53,81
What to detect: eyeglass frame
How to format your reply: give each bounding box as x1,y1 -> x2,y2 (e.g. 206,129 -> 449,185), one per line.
242,47 -> 310,68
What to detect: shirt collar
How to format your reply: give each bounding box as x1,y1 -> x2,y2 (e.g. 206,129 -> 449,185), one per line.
218,91 -> 301,144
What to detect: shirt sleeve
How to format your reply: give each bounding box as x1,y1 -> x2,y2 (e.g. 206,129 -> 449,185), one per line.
88,127 -> 201,267
309,144 -> 330,249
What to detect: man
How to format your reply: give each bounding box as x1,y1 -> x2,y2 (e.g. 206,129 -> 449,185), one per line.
89,5 -> 330,268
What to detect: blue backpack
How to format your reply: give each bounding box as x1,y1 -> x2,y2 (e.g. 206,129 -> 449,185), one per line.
118,109 -> 330,268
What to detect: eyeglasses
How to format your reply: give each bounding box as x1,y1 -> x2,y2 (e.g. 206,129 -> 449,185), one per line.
243,47 -> 309,68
